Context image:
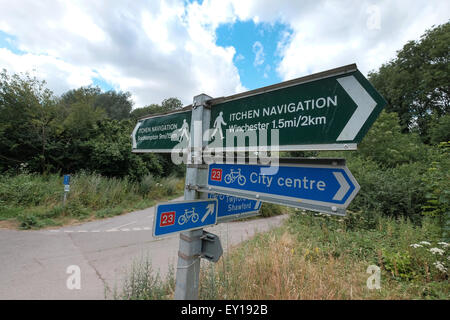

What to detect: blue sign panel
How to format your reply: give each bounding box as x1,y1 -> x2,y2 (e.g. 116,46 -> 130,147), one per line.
206,162 -> 360,215
208,193 -> 261,220
153,199 -> 218,237
63,174 -> 70,185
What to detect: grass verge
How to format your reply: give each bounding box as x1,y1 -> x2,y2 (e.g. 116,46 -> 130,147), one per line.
114,210 -> 449,300
0,172 -> 185,229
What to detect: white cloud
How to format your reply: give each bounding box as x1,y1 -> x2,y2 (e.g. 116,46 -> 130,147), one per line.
252,41 -> 264,67
272,0 -> 450,79
0,0 -> 448,108
0,0 -> 245,107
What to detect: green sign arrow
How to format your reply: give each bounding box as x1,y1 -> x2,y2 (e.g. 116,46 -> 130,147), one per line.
208,64 -> 386,151
132,109 -> 191,152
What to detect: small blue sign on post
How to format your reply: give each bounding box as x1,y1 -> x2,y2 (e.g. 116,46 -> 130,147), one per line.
153,199 -> 218,238
205,161 -> 360,216
63,174 -> 70,186
62,174 -> 71,205
208,194 -> 261,222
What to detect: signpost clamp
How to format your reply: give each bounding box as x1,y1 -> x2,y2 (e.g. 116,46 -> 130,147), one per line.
200,231 -> 223,263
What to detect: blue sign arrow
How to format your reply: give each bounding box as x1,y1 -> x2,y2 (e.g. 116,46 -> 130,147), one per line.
153,199 -> 218,237
206,162 -> 360,215
208,193 -> 261,221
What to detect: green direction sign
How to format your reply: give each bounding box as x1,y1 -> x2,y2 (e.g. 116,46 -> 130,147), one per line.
208,64 -> 387,151
132,109 -> 191,152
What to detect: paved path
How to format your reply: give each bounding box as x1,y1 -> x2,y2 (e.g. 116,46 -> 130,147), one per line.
0,197 -> 287,299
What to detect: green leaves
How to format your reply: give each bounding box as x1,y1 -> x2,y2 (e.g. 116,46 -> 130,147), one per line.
368,22 -> 450,142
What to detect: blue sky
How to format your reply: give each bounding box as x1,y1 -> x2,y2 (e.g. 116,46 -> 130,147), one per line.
215,20 -> 291,90
0,31 -> 25,55
0,0 -> 448,108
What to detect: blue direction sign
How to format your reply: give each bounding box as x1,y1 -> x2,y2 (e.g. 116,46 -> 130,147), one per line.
63,174 -> 70,185
208,193 -> 261,222
153,199 -> 218,237
205,161 -> 360,216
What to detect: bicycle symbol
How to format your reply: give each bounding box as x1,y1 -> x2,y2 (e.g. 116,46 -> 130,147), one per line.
224,169 -> 246,186
178,207 -> 199,225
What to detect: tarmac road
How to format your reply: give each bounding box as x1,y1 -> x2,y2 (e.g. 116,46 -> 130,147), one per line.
0,197 -> 287,299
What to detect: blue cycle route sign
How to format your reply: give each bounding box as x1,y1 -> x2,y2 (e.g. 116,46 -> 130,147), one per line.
205,162 -> 360,216
63,174 -> 70,185
208,193 -> 261,222
153,199 -> 218,237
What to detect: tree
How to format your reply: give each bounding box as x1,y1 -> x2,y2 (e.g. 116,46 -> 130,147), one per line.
94,90 -> 133,120
61,86 -> 133,120
0,70 -> 59,172
130,97 -> 183,120
368,22 -> 450,141
429,114 -> 450,144
358,111 -> 429,167
83,119 -> 163,179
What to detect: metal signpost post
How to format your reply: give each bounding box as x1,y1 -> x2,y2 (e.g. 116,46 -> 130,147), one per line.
173,94 -> 211,300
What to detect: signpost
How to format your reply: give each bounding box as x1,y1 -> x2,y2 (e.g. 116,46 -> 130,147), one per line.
204,159 -> 359,216
207,64 -> 386,151
132,109 -> 192,153
208,193 -> 261,222
130,64 -> 386,300
153,199 -> 218,237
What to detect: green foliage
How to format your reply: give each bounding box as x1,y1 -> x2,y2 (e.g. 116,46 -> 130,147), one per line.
347,156 -> 427,223
0,69 -> 183,180
358,111 -> 429,167
368,22 -> 450,140
260,202 -> 292,217
0,69 -> 59,172
381,249 -> 415,281
130,97 -> 183,120
111,256 -> 175,300
421,142 -> 450,240
286,212 -> 448,286
429,114 -> 450,144
0,172 -> 184,229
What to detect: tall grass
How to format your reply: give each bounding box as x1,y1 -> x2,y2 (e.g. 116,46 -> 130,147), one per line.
198,212 -> 448,300
0,172 -> 184,229
110,255 -> 175,300
114,211 -> 448,300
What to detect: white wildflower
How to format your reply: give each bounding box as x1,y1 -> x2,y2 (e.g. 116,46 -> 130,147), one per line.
410,244 -> 422,248
419,241 -> 431,246
429,247 -> 445,255
433,261 -> 447,273
437,242 -> 449,248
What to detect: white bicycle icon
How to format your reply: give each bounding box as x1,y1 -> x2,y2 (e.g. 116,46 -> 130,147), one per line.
178,208 -> 199,225
224,169 -> 246,186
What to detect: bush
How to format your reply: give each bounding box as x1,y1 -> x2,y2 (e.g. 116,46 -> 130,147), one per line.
260,203 -> 290,217
111,256 -> 175,300
347,156 -> 427,223
358,111 -> 430,168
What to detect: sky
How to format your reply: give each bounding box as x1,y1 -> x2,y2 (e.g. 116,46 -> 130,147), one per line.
0,0 -> 448,108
